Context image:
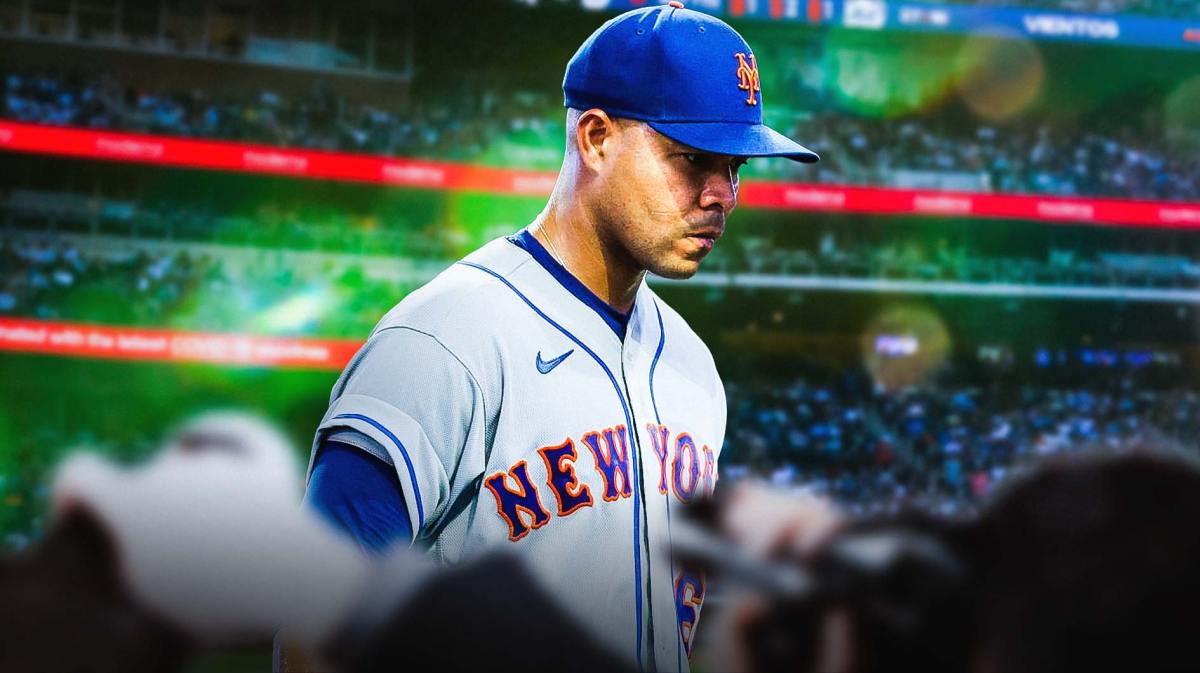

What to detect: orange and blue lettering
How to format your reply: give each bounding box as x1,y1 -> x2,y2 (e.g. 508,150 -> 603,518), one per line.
734,52 -> 761,106
537,438 -> 594,517
701,444 -> 716,496
582,425 -> 632,501
672,433 -> 700,503
645,423 -> 671,495
484,460 -> 551,542
675,569 -> 706,656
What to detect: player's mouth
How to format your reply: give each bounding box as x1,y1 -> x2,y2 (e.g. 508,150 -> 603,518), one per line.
686,229 -> 723,255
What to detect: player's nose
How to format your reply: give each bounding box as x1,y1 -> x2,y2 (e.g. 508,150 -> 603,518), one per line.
698,165 -> 738,215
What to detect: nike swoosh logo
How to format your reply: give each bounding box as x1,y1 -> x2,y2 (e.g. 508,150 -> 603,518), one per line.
536,349 -> 574,374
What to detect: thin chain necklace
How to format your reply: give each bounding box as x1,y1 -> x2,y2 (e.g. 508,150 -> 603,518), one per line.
539,226 -> 570,273
537,225 -> 630,311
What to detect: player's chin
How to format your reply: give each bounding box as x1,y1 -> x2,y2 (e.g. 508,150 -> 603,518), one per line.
643,239 -> 713,279
649,253 -> 704,280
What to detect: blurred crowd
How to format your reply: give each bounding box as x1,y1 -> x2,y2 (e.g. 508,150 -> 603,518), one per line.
0,235 -> 401,338
0,426 -> 55,551
931,0 -> 1200,17
776,114 -> 1199,202
5,70 -> 1197,201
4,358 -> 1195,549
723,370 -> 1200,516
706,229 -> 1200,288
1,71 -> 562,166
5,221 -> 1199,346
3,187 -> 461,259
2,235 -> 1196,548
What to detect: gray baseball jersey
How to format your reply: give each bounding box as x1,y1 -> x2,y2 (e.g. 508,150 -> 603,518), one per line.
309,232 -> 726,672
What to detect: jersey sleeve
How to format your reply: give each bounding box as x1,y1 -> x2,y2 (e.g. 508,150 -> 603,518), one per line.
306,439 -> 413,554
310,326 -> 486,541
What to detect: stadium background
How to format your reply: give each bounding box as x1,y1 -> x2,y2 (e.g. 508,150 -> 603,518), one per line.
1,0 -> 1199,666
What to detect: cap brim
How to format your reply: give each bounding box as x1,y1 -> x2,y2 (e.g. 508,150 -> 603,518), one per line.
647,120 -> 819,163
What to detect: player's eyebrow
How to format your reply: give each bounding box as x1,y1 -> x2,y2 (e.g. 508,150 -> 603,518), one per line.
658,135 -> 703,154
645,126 -> 697,153
647,127 -> 745,163
666,141 -> 745,164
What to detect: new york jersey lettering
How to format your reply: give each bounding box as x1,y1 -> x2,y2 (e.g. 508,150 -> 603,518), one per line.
484,461 -> 552,541
538,438 -> 594,516
582,425 -> 633,501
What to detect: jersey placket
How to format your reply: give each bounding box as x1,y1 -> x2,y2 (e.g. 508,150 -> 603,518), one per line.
619,327 -> 655,672
621,301 -> 686,673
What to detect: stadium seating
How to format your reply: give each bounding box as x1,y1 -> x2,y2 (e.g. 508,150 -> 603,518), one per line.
4,70 -> 1196,201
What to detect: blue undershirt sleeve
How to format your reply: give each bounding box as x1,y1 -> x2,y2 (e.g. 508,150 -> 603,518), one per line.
306,439 -> 414,554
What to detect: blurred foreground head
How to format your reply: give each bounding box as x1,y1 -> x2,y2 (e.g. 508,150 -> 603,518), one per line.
0,412 -> 368,673
967,451 -> 1200,673
0,413 -> 627,673
717,450 -> 1200,673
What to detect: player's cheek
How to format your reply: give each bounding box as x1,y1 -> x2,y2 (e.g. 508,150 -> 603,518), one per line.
667,230 -> 691,255
670,237 -> 703,267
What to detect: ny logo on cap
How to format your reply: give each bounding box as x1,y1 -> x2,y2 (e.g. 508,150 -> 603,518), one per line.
734,53 -> 761,106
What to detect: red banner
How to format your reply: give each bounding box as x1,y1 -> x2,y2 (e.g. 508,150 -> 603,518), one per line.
3,120 -> 1200,229
737,183 -> 1200,229
0,120 -> 556,196
0,318 -> 360,370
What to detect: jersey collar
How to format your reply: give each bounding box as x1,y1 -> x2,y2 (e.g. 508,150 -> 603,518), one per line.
506,229 -> 632,340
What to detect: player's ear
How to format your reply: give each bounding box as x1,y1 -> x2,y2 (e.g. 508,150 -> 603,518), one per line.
575,108 -> 620,172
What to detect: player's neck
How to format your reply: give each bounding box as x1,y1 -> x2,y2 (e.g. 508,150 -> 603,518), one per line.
530,205 -> 644,314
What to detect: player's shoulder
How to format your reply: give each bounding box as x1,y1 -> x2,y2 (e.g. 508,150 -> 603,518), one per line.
371,236 -> 531,339
640,285 -> 722,387
642,285 -> 710,359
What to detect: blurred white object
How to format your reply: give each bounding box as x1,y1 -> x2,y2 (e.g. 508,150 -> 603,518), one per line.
50,412 -> 372,645
721,481 -> 844,559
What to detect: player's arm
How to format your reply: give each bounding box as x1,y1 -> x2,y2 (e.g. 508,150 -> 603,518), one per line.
306,325 -> 484,547
306,435 -> 413,554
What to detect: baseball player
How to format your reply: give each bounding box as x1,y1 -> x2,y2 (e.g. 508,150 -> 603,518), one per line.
306,3 -> 818,671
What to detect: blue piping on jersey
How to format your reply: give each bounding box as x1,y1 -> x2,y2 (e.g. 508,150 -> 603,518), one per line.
648,301 -> 667,429
458,260 -> 647,672
332,413 -> 426,529
506,229 -> 631,339
647,300 -> 685,672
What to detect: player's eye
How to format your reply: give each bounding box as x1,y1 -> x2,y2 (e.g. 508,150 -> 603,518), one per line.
683,153 -> 702,165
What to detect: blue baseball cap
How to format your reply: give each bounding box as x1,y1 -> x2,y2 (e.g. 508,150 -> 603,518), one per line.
563,2 -> 818,163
